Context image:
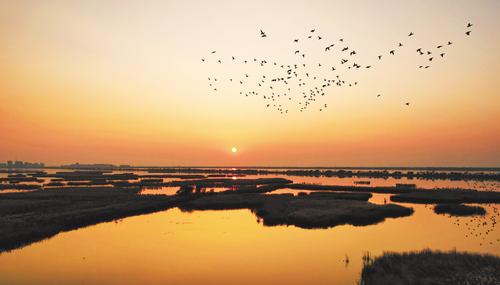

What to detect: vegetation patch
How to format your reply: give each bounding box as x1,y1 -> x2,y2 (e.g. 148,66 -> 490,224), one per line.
179,193 -> 413,229
360,249 -> 500,285
391,190 -> 500,204
434,204 -> 486,216
0,187 -> 187,252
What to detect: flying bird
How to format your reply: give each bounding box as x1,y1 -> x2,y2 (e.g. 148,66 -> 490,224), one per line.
408,32 -> 414,36
466,31 -> 472,35
260,29 -> 267,37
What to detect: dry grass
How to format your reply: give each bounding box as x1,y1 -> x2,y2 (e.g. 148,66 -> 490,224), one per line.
0,187 -> 187,252
179,193 -> 413,229
391,190 -> 500,204
360,249 -> 500,285
434,204 -> 486,216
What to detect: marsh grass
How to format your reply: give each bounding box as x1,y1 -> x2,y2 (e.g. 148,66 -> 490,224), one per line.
179,193 -> 413,229
434,204 -> 486,216
391,190 -> 500,204
360,249 -> 500,285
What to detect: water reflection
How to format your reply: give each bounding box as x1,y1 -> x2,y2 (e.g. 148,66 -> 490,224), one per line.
0,168 -> 499,284
0,205 -> 498,285
1,169 -> 499,192
139,186 -> 180,196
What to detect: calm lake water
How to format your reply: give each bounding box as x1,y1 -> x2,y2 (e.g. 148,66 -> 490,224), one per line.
0,169 -> 499,284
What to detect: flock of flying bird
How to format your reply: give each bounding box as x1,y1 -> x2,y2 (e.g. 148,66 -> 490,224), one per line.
202,23 -> 474,114
448,203 -> 498,247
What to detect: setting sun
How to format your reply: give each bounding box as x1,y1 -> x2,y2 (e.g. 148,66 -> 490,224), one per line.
0,1 -> 498,285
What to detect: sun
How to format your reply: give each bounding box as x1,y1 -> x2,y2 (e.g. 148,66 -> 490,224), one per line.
231,147 -> 237,153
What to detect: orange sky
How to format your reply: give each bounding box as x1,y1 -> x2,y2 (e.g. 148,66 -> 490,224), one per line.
0,0 -> 499,167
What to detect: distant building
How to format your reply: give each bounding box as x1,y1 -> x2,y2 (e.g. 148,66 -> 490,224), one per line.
1,160 -> 45,168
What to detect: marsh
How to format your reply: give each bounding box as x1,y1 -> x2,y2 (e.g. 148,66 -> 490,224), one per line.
0,168 -> 499,284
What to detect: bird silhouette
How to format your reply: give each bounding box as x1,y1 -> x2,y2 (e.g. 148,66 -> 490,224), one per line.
203,22 -> 476,114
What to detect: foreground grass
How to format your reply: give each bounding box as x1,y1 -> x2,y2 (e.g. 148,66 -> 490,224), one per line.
360,249 -> 500,285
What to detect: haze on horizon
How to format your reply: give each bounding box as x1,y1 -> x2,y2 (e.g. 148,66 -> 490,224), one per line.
0,0 -> 499,167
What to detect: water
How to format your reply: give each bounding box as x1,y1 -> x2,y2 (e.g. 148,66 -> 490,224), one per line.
0,202 -> 498,285
1,168 -> 499,192
0,169 -> 499,284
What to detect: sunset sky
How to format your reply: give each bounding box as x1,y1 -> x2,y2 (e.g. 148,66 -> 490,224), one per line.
1,0 -> 499,167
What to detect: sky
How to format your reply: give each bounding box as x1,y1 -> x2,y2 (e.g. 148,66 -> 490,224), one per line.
0,0 -> 499,167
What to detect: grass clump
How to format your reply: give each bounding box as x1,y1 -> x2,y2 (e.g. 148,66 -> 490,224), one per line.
434,204 -> 486,216
360,249 -> 500,285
